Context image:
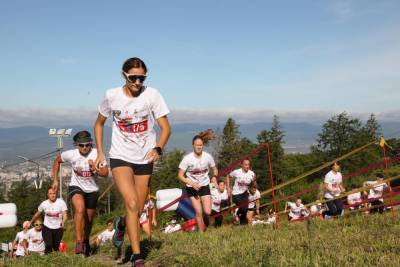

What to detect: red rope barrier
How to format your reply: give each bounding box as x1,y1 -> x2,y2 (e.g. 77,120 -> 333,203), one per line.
267,143 -> 279,230
262,156 -> 400,206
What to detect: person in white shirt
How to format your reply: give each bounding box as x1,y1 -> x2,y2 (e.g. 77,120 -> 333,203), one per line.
347,184 -> 363,211
29,187 -> 67,254
322,162 -> 345,218
94,57 -> 171,266
52,130 -> 109,255
210,180 -> 229,227
11,221 -> 30,258
285,198 -> 309,221
178,130 -> 218,232
164,219 -> 181,234
95,219 -> 115,247
226,159 -> 256,225
363,173 -> 391,214
25,219 -> 45,256
246,182 -> 261,225
139,200 -> 157,236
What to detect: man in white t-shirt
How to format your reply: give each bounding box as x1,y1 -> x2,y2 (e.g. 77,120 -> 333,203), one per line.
364,174 -> 390,214
226,159 -> 256,225
322,162 -> 345,218
30,187 -> 67,254
25,219 -> 45,255
11,221 -> 30,258
285,198 -> 309,221
210,180 -> 229,227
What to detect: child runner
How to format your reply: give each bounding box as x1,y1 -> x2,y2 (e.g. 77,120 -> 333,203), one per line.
177,130 -> 218,232
364,173 -> 391,214
94,57 -> 171,266
11,221 -> 30,258
322,161 -> 345,218
25,219 -> 45,256
52,130 -> 109,255
29,187 -> 67,254
285,198 -> 309,221
246,182 -> 261,225
210,179 -> 229,227
226,159 -> 256,225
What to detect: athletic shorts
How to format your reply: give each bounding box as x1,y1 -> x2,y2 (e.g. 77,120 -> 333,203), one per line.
186,185 -> 211,198
68,186 -> 98,209
110,158 -> 153,175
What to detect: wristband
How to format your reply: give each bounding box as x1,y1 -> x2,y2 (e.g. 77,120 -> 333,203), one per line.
153,146 -> 163,155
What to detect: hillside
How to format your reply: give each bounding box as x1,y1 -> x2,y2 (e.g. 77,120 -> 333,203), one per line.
2,212 -> 399,266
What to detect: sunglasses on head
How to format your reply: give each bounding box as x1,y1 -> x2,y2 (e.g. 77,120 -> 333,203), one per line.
123,72 -> 146,83
78,143 -> 92,148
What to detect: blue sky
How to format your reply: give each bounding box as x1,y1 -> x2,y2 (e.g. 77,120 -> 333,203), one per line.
0,0 -> 399,126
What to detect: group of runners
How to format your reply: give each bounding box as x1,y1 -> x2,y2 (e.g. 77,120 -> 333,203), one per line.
9,57 -> 394,267
284,162 -> 392,222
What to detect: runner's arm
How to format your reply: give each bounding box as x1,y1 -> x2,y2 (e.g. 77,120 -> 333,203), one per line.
94,113 -> 107,168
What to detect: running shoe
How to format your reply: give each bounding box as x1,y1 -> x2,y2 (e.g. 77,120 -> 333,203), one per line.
130,255 -> 145,267
112,216 -> 125,248
75,241 -> 84,254
83,239 -> 91,257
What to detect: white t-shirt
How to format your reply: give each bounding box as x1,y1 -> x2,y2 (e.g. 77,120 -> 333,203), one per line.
324,170 -> 342,199
98,86 -> 170,164
230,168 -> 255,195
61,148 -> 99,193
347,192 -> 362,205
164,224 -> 181,234
97,229 -> 115,243
211,188 -> 228,212
179,152 -> 216,187
26,228 -> 45,253
366,181 -> 388,201
287,202 -> 306,219
14,231 -> 28,256
38,198 -> 67,229
248,189 -> 261,209
140,200 -> 155,224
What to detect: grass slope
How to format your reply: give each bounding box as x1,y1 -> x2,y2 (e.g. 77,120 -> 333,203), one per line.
2,212 -> 399,266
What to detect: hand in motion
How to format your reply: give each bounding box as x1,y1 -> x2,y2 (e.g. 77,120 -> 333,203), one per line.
146,149 -> 160,163
191,182 -> 201,191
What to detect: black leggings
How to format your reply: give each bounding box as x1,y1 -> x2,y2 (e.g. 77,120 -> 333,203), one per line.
233,191 -> 249,225
211,210 -> 223,227
324,198 -> 343,216
42,225 -> 64,253
370,200 -> 384,214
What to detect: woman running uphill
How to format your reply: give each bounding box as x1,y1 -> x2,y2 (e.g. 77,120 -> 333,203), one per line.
52,130 -> 108,255
178,130 -> 218,232
94,57 -> 171,266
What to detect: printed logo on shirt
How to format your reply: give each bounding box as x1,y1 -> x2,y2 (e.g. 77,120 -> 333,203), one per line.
190,168 -> 208,176
46,211 -> 61,218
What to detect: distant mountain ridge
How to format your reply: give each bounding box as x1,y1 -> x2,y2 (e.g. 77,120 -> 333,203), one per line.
1,122 -> 399,165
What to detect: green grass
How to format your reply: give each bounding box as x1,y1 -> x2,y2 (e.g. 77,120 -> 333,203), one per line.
145,212 -> 400,267
2,212 -> 400,266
